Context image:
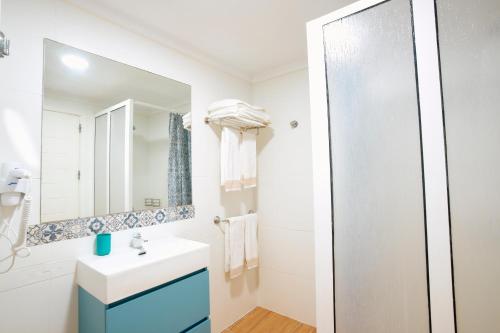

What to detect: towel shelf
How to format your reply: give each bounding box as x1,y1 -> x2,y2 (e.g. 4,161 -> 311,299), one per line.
213,210 -> 255,224
204,117 -> 267,131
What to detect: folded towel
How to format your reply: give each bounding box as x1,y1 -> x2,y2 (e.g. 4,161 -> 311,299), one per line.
182,112 -> 192,131
208,99 -> 265,112
209,107 -> 271,125
210,116 -> 268,130
244,213 -> 259,270
241,132 -> 256,189
207,99 -> 271,130
220,127 -> 241,191
224,216 -> 245,279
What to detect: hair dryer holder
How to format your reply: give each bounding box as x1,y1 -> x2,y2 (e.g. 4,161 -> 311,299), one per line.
0,163 -> 31,206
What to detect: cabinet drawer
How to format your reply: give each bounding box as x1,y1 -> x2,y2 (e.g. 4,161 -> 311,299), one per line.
106,270 -> 209,333
184,319 -> 211,333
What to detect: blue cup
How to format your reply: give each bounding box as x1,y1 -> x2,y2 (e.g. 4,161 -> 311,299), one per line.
96,233 -> 111,256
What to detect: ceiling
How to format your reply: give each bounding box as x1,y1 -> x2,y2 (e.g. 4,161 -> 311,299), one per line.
44,40 -> 191,109
65,0 -> 353,81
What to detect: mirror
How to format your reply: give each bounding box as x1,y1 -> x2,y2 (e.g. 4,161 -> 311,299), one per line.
41,40 -> 192,223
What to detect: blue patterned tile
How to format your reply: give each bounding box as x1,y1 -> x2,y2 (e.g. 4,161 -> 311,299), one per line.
88,218 -> 105,234
26,225 -> 43,246
178,206 -> 189,219
41,223 -> 64,243
166,207 -> 177,221
105,214 -> 124,232
124,213 -> 139,228
62,219 -> 87,239
182,205 -> 194,219
26,205 -> 195,246
154,210 -> 166,223
139,210 -> 155,226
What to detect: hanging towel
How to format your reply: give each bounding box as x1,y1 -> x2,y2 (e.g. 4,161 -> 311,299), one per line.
182,112 -> 192,131
244,213 -> 259,270
240,132 -> 257,189
224,222 -> 231,273
220,127 -> 242,191
224,216 -> 245,279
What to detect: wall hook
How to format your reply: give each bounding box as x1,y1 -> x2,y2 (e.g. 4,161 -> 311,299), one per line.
290,120 -> 299,129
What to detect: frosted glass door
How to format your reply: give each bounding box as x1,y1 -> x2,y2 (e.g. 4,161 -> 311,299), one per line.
436,0 -> 500,331
109,106 -> 131,214
323,0 -> 430,332
94,114 -> 108,216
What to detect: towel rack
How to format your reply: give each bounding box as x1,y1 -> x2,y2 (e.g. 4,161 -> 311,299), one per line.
213,210 -> 255,224
204,117 -> 266,131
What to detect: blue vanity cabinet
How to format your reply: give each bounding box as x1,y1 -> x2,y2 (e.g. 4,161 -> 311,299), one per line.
185,319 -> 211,333
79,269 -> 210,333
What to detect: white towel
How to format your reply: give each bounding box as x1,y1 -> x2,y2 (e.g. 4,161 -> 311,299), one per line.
220,127 -> 241,191
224,216 -> 245,279
224,221 -> 231,273
207,99 -> 271,129
210,116 -> 267,130
182,112 -> 191,131
240,132 -> 256,189
208,99 -> 265,112
244,213 -> 259,269
209,107 -> 270,127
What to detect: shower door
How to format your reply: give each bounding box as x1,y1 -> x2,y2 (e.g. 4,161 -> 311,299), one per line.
436,0 -> 500,331
308,0 -> 456,332
94,113 -> 109,216
94,100 -> 134,216
322,0 -> 430,332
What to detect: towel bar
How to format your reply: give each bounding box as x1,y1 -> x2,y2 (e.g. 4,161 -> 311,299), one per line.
213,210 -> 255,224
204,117 -> 267,131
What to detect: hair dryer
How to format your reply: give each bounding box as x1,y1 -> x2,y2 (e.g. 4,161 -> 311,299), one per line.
0,162 -> 32,273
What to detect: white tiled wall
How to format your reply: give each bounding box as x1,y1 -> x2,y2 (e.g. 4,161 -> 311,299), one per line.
0,1 -> 317,331
253,69 -> 316,326
0,1 -> 258,332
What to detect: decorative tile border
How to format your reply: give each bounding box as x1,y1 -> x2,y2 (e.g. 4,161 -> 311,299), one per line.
26,205 -> 195,246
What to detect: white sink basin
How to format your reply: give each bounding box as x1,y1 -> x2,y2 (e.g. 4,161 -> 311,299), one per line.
76,237 -> 210,304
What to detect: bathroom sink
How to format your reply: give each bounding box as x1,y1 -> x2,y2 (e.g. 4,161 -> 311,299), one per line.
76,237 -> 210,304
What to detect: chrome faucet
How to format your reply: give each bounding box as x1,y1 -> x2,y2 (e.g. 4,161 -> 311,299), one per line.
130,233 -> 148,255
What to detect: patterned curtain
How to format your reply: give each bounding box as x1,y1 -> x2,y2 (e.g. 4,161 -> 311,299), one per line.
168,113 -> 192,206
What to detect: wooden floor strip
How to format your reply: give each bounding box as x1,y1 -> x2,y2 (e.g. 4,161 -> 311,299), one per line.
225,307 -> 316,333
294,324 -> 317,333
229,307 -> 270,333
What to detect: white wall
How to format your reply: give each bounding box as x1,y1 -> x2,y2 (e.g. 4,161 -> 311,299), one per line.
147,111 -> 170,206
0,1 -> 257,332
253,69 -> 316,325
132,110 -> 170,210
132,112 -> 152,210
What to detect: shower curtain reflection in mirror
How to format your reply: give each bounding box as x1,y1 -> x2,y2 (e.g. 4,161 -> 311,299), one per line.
167,113 -> 192,206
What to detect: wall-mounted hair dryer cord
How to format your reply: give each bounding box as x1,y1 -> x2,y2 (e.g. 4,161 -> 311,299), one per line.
13,193 -> 30,251
0,163 -> 32,274
0,194 -> 31,274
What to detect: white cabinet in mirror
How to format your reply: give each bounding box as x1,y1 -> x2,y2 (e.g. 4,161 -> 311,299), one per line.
40,39 -> 192,225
